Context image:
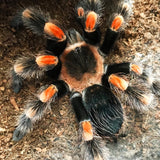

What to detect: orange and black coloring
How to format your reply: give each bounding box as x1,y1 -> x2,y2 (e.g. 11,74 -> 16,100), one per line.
10,0 -> 160,159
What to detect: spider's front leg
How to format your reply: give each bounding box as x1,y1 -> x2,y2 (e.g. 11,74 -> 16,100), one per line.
76,0 -> 103,45
11,7 -> 67,55
13,80 -> 68,141
100,1 -> 133,54
11,52 -> 59,93
102,62 -> 156,111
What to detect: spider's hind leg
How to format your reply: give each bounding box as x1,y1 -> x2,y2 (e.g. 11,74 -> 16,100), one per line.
13,80 -> 68,141
11,52 -> 59,93
76,0 -> 103,45
100,0 -> 133,55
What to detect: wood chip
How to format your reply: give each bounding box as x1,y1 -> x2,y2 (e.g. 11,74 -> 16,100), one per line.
10,97 -> 19,111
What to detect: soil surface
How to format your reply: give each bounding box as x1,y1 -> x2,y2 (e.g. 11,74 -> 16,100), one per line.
0,0 -> 160,160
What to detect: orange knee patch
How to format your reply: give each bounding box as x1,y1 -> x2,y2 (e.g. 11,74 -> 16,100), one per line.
85,11 -> 97,32
14,64 -> 24,74
111,15 -> 124,31
81,121 -> 93,141
36,55 -> 58,67
44,22 -> 65,40
131,64 -> 142,75
108,74 -> 128,91
22,9 -> 32,18
26,108 -> 36,118
77,7 -> 84,17
140,95 -> 151,105
39,85 -> 58,103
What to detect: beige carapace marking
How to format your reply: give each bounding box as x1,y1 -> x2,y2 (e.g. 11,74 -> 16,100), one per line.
39,84 -> 58,103
14,64 -> 24,74
131,64 -> 142,75
22,9 -> 32,18
111,15 -> 124,31
36,55 -> 58,67
140,94 -> 151,105
108,74 -> 129,91
26,107 -> 37,118
44,22 -> 66,41
81,121 -> 93,141
60,44 -> 104,92
85,11 -> 98,32
63,41 -> 87,56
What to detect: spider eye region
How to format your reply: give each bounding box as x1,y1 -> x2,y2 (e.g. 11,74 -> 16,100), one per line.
65,46 -> 97,79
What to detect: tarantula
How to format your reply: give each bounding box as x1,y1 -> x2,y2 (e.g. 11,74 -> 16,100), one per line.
10,0 -> 160,159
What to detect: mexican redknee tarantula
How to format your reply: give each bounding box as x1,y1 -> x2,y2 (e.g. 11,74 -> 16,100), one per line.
10,0 -> 160,159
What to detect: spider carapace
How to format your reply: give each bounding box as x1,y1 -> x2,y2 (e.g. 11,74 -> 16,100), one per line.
10,0 -> 160,159
60,30 -> 104,92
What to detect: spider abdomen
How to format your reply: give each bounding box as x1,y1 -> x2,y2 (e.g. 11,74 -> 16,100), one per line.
60,44 -> 104,92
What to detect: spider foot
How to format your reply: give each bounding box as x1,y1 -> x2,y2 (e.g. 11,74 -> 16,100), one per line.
132,69 -> 160,98
11,69 -> 23,93
151,81 -> 160,98
12,114 -> 32,141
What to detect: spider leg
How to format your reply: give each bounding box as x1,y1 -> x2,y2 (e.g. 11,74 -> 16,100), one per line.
102,63 -> 156,111
12,80 -> 68,141
10,7 -> 67,55
76,0 -> 103,45
82,84 -> 124,138
132,70 -> 160,98
11,53 -> 59,93
100,1 -> 133,55
70,92 -> 109,160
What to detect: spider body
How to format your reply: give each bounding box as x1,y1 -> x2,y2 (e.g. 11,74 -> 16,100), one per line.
60,31 -> 104,92
10,0 -> 160,159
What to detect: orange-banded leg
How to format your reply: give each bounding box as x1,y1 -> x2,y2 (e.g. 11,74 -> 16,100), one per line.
102,63 -> 155,111
70,92 -> 93,142
76,0 -> 102,45
13,80 -> 69,141
10,7 -> 67,55
82,85 -> 124,137
11,54 -> 59,93
100,2 -> 133,54
70,92 -> 109,160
